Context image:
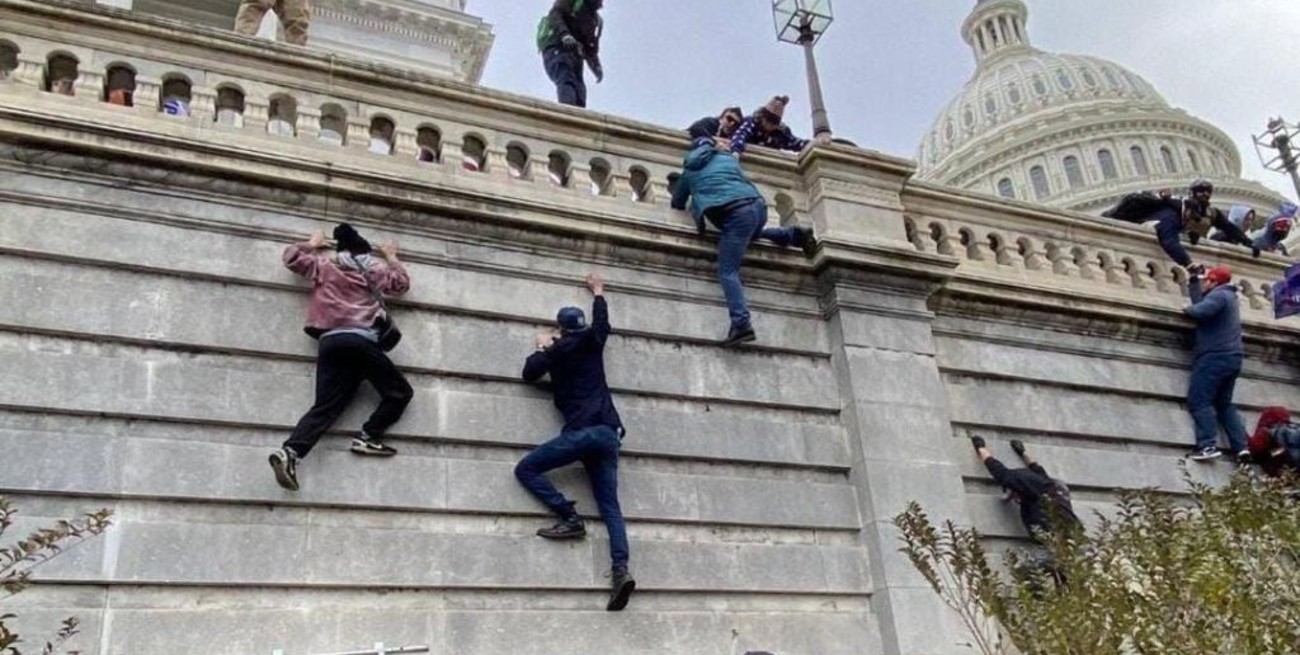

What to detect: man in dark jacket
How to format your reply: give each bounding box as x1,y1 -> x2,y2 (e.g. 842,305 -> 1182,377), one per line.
970,436 -> 1081,544
671,137 -> 816,346
514,272 -> 635,611
1105,180 -> 1257,270
536,0 -> 604,108
687,106 -> 744,142
1183,265 -> 1249,462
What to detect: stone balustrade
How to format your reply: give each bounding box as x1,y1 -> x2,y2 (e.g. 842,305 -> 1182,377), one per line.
0,0 -> 811,231
903,186 -> 1286,324
2,0 -> 1292,336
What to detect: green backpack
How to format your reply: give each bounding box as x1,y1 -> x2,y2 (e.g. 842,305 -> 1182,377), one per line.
536,0 -> 588,51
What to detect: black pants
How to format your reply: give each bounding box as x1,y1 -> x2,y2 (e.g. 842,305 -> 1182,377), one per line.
284,333 -> 413,457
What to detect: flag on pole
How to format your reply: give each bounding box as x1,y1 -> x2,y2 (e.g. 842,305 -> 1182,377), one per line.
1273,263 -> 1300,319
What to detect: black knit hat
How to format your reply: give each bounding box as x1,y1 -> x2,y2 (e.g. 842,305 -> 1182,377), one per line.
333,223 -> 372,255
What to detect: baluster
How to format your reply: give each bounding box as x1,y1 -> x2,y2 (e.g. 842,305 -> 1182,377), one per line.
190,85 -> 217,124
244,97 -> 269,132
134,75 -> 161,114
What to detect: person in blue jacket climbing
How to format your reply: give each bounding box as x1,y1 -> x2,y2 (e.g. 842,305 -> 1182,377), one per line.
670,136 -> 817,346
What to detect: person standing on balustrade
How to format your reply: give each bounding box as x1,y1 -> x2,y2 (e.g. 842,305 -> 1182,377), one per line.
514,272 -> 636,612
269,224 -> 413,492
671,136 -> 817,346
536,0 -> 605,108
234,0 -> 311,47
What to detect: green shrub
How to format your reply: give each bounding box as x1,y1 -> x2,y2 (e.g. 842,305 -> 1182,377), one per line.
0,497 -> 111,655
895,469 -> 1300,655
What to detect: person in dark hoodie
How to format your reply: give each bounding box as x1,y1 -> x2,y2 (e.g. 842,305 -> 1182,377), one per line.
1104,180 -> 1258,270
270,224 -> 413,491
970,436 -> 1081,544
514,272 -> 635,612
536,0 -> 604,108
687,106 -> 745,142
1183,265 -> 1249,462
670,136 -> 817,346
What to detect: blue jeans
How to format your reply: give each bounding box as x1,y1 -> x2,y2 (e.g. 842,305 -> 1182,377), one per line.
542,47 -> 586,108
710,198 -> 803,329
1188,352 -> 1247,452
514,425 -> 628,571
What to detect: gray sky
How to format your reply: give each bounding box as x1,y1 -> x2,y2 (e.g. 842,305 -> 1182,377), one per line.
472,0 -> 1300,204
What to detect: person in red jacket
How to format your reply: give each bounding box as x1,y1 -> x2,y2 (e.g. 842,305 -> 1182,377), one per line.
1247,407 -> 1300,478
269,224 -> 413,491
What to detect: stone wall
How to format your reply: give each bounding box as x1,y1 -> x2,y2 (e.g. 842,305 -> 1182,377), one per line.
0,2 -> 1296,655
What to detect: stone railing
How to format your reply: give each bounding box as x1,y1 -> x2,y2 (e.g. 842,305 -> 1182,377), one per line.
902,183 -> 1293,330
0,0 -> 1295,340
0,0 -> 814,235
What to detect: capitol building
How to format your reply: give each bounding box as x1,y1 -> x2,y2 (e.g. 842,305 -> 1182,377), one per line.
917,0 -> 1288,215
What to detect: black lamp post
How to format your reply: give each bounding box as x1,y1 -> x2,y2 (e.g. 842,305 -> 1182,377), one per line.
772,0 -> 834,140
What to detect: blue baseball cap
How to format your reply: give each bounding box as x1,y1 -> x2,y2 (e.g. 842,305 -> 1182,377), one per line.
556,306 -> 587,332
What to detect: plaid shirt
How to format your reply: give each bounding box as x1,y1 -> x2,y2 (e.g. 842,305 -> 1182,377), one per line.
728,117 -> 809,154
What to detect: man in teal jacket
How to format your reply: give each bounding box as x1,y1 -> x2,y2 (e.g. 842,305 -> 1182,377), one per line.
670,137 -> 816,346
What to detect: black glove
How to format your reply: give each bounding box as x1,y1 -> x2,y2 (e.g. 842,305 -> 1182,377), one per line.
1188,232 -> 1201,246
1252,247 -> 1261,258
1187,263 -> 1206,277
560,34 -> 581,52
1010,439 -> 1026,457
970,435 -> 987,451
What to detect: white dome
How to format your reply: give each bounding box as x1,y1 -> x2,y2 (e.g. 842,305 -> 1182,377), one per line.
917,0 -> 1287,215
919,51 -> 1169,170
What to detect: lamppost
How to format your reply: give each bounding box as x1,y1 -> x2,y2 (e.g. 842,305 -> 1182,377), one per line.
1254,117 -> 1300,201
772,0 -> 834,140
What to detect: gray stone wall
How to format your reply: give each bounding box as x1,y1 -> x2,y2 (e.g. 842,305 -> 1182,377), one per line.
0,155 -> 879,655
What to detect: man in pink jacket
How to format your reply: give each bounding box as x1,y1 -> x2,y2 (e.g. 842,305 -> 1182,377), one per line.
270,223 -> 413,491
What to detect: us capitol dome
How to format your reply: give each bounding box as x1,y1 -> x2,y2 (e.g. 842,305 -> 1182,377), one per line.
916,0 -> 1287,215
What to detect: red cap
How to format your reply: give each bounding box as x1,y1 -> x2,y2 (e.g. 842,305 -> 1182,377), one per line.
1206,265 -> 1232,285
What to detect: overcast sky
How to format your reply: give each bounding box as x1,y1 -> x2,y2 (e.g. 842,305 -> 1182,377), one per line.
471,0 -> 1300,203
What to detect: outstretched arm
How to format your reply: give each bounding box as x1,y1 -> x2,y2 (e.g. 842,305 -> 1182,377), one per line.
1212,210 -> 1255,248
372,239 -> 411,296
282,230 -> 329,280
972,436 -> 1037,497
1185,285 -> 1227,321
728,117 -> 759,154
587,272 -> 610,346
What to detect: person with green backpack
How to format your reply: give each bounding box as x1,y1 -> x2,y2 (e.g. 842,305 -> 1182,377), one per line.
536,0 -> 605,108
